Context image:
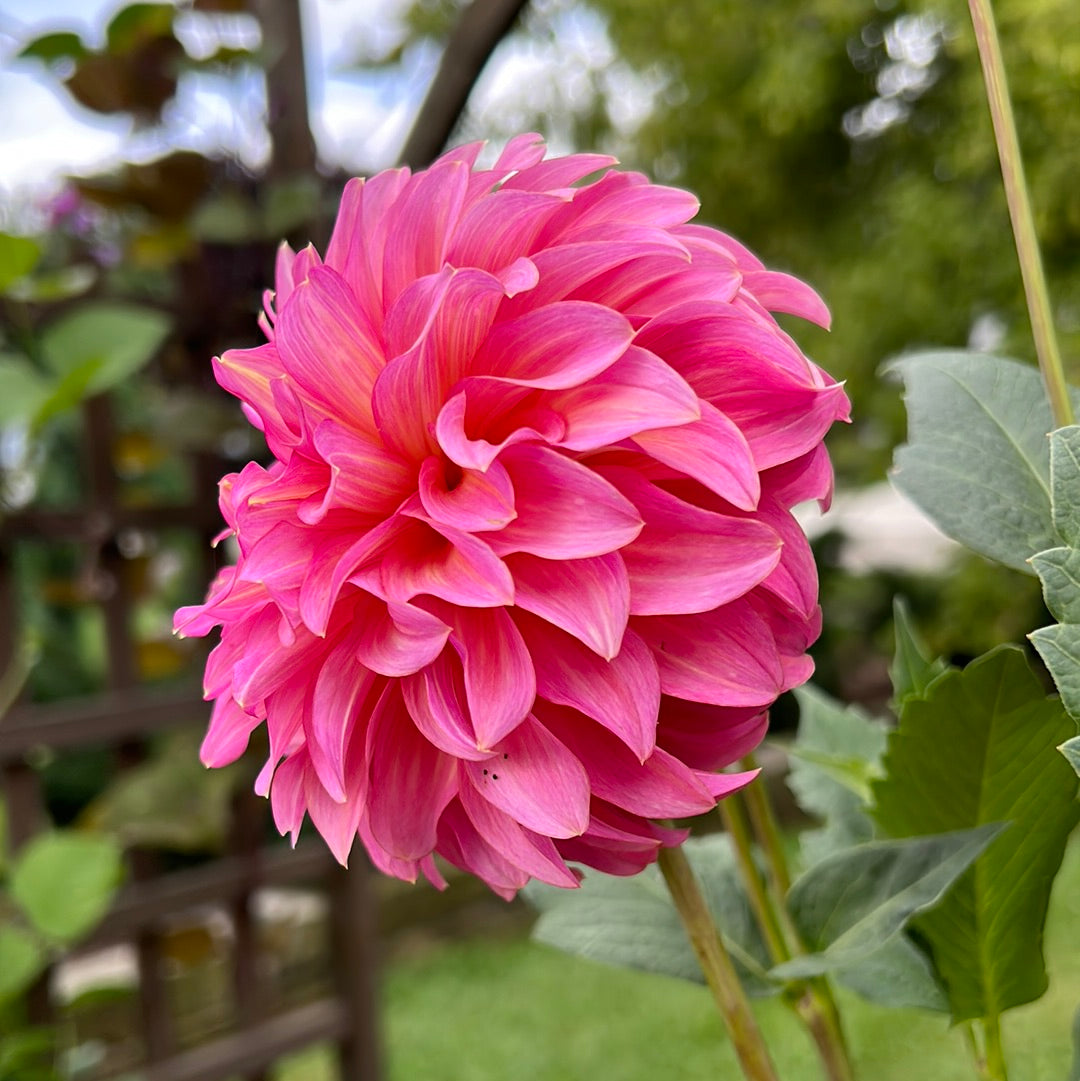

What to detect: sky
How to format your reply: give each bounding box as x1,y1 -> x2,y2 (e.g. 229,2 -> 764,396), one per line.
0,0 -> 634,207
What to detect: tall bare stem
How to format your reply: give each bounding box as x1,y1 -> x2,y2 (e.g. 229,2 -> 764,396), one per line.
967,0 -> 1073,426
657,845 -> 783,1081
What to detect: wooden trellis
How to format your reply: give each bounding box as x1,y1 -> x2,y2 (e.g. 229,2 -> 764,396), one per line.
0,393 -> 381,1081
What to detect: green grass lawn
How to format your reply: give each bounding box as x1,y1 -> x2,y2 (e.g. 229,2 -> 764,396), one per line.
280,839 -> 1080,1080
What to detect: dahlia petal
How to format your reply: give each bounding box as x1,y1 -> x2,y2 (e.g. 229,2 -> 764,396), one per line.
435,388 -> 567,472
538,702 -> 719,818
463,714 -> 590,838
400,650 -> 486,761
418,455 -> 516,532
297,420 -> 411,524
472,301 -> 633,389
365,684 -> 458,860
501,151 -> 615,191
378,512 -> 515,608
380,158 -> 470,304
631,400 -> 760,511
270,752 -> 308,843
657,698 -> 769,771
545,346 -> 701,452
445,605 -> 535,749
200,695 -> 262,767
490,444 -> 643,559
491,131 -> 548,172
740,268 -> 831,329
275,265 -> 383,435
447,189 -> 567,273
763,443 -> 835,510
599,467 -> 781,614
307,636 -> 378,802
436,800 -> 530,900
256,680 -> 307,796
304,765 -> 364,865
213,345 -> 297,460
458,780 -> 580,888
517,613 -> 659,760
635,600 -> 786,707
506,551 -> 630,659
752,500 -> 818,619
355,595 -> 452,677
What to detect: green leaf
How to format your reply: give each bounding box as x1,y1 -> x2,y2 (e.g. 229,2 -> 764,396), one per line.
0,234 -> 41,294
773,825 -> 1002,981
1031,428 -> 1080,720
31,357 -> 103,430
0,922 -> 46,1000
787,685 -> 887,863
890,597 -> 947,707
106,3 -> 175,53
1051,425 -> 1080,547
889,351 -> 1080,572
1030,624 -> 1080,720
6,265 -> 97,303
528,835 -> 776,995
833,934 -> 947,1012
1061,736 -> 1080,778
18,31 -> 87,62
0,354 -> 50,427
10,831 -> 123,943
871,646 -> 1080,1022
39,302 -> 170,395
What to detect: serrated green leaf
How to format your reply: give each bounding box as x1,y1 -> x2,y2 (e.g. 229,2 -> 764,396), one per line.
10,831 -> 122,943
1030,624 -> 1080,720
889,351 -> 1080,572
0,922 -> 46,1000
773,825 -> 1001,981
788,685 -> 886,863
0,233 -> 41,294
1051,426 -> 1080,548
890,596 -> 948,707
871,646 -> 1080,1022
39,302 -> 169,394
1031,547 -> 1080,624
528,835 -> 776,995
834,933 -> 947,1012
1061,736 -> 1080,777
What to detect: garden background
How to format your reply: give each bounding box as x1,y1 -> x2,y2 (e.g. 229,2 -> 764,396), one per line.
1,0 -> 1078,1078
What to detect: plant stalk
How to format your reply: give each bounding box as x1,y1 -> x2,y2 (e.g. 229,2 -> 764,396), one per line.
736,762 -> 854,1081
718,793 -> 791,964
967,0 -> 1073,427
982,1016 -> 1009,1081
657,845 -> 783,1081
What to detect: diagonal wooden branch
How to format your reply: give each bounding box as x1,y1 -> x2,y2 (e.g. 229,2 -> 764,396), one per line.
398,0 -> 532,168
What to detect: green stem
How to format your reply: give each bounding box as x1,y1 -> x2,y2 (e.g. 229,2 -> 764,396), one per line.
718,793 -> 791,964
982,1016 -> 1009,1081
967,0 -> 1073,427
737,761 -> 854,1081
657,845 -> 783,1081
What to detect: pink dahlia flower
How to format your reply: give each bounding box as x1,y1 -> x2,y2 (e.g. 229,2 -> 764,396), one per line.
176,134 -> 849,898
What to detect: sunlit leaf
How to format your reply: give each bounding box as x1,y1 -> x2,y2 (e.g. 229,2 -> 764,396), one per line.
10,831 -> 123,943
0,922 -> 46,1000
0,233 -> 42,294
871,646 -> 1079,1022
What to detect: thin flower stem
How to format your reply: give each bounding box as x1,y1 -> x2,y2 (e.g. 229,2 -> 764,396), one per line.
967,0 -> 1073,427
963,1023 -> 991,1080
736,762 -> 854,1081
718,793 -> 791,964
657,845 -> 783,1081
